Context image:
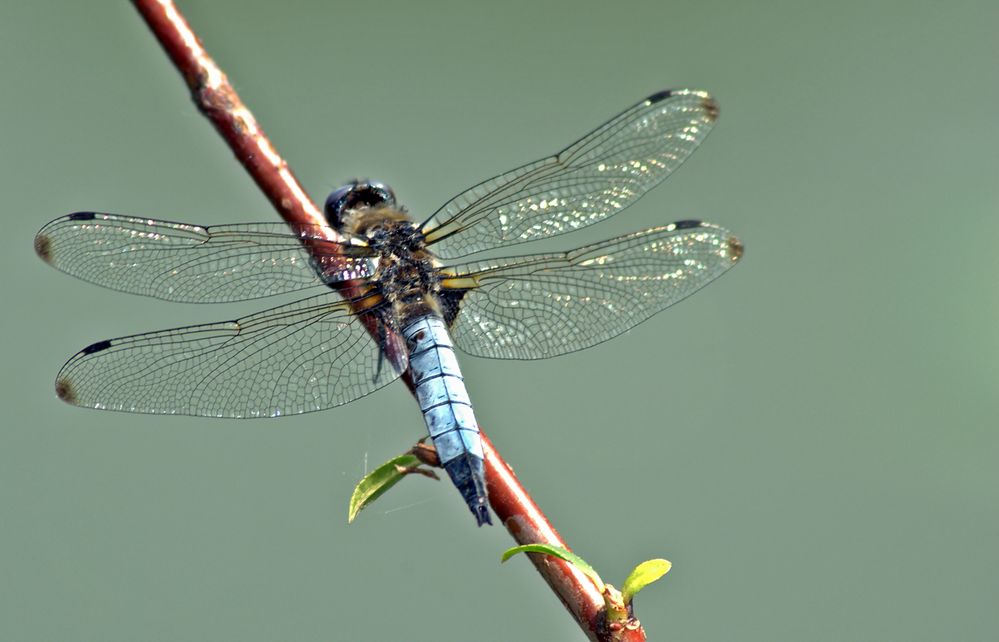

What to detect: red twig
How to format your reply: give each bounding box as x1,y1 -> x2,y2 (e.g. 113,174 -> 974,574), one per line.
131,2 -> 645,640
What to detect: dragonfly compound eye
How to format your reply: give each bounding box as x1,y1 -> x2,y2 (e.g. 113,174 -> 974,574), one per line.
324,180 -> 397,229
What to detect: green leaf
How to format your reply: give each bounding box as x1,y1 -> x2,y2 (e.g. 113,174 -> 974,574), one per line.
347,454 -> 424,523
501,544 -> 604,589
621,558 -> 672,604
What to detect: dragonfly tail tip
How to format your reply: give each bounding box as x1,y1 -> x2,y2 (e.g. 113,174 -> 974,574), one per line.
473,504 -> 493,527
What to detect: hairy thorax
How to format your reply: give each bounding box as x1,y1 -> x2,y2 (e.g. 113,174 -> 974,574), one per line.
339,205 -> 443,322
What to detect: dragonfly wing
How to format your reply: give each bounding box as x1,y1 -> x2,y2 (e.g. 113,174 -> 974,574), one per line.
441,221 -> 742,360
35,213 -> 374,303
422,89 -> 718,259
55,292 -> 400,417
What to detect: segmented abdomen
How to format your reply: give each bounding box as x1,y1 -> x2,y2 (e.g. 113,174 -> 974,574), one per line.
402,315 -> 490,525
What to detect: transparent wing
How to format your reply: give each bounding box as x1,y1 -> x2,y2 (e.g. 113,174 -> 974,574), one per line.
54,293 -> 400,418
442,221 -> 742,360
34,212 -> 375,303
421,89 -> 719,259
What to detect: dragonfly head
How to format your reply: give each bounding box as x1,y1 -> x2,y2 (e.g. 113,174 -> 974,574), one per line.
324,180 -> 397,231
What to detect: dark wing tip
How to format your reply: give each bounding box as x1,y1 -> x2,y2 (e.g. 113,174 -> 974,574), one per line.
55,377 -> 78,405
647,90 -> 719,121
81,339 -> 113,355
672,220 -> 742,261
727,236 -> 744,262
701,95 -> 720,122
36,213 -> 97,263
647,89 -> 673,104
34,232 -> 53,263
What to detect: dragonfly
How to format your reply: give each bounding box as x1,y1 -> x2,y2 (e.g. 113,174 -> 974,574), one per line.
35,88 -> 742,526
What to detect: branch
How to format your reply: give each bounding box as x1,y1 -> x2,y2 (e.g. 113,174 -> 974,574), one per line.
131,2 -> 644,639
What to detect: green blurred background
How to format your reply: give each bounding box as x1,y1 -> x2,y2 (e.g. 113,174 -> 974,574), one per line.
2,1 -> 997,640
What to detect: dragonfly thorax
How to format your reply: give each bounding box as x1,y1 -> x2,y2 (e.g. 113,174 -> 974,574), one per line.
326,181 -> 442,312
366,220 -> 425,254
346,212 -> 439,315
